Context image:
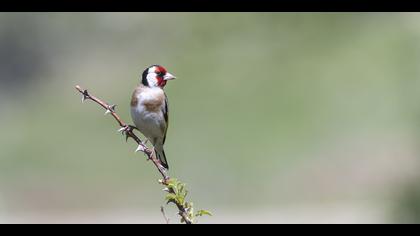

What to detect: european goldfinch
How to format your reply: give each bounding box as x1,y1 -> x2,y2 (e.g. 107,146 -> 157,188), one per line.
130,65 -> 176,169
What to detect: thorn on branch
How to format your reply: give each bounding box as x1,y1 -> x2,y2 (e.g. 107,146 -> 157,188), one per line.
81,89 -> 89,103
104,104 -> 117,115
117,125 -> 138,143
135,144 -> 145,153
117,125 -> 132,136
117,127 -> 127,133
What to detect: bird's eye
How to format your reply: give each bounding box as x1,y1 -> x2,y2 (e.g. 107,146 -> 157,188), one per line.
156,71 -> 164,76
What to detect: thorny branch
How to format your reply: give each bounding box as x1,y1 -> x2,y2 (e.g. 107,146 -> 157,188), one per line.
75,85 -> 193,224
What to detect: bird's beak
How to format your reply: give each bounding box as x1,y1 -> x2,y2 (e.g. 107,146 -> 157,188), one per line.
164,73 -> 176,81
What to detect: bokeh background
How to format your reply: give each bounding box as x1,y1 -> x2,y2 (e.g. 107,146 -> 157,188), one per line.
1,13 -> 420,223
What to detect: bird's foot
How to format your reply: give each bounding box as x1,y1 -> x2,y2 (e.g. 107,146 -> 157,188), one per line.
144,146 -> 153,161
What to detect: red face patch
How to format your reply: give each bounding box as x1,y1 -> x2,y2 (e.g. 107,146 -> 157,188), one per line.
157,78 -> 167,87
155,66 -> 168,87
155,65 -> 167,75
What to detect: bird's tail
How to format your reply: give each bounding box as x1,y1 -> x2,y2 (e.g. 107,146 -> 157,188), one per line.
155,146 -> 169,170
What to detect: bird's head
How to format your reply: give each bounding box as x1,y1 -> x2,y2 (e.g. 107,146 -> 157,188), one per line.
141,65 -> 176,88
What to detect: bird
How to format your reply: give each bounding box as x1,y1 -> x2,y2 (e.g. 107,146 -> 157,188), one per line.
130,65 -> 176,170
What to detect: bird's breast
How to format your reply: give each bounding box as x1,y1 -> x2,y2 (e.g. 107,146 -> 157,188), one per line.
130,86 -> 166,140
132,87 -> 165,112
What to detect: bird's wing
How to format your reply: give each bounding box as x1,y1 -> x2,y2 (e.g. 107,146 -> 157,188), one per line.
161,93 -> 169,145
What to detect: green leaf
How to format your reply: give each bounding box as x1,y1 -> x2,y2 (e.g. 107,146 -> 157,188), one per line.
177,195 -> 185,206
162,178 -> 210,223
171,184 -> 179,195
165,193 -> 177,204
179,183 -> 185,194
185,202 -> 192,210
167,178 -> 183,195
195,210 -> 212,217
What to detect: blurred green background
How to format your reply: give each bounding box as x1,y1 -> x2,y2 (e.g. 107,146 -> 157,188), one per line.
1,13 -> 420,223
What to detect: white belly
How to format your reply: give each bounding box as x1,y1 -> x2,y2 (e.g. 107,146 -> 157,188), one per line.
130,88 -> 166,144
131,106 -> 164,141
